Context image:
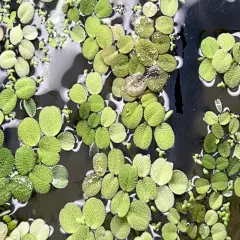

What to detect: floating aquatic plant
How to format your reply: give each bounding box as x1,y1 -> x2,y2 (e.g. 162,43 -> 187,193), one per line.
199,33 -> 240,92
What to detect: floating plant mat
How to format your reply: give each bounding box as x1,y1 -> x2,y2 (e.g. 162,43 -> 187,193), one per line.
1,0 -> 240,240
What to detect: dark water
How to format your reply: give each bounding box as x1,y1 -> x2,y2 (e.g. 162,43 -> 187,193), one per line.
4,0 -> 239,239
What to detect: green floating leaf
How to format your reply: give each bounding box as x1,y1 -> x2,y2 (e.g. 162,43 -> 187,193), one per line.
219,111 -> 231,125
155,16 -> 174,35
155,185 -> 174,213
158,54 -> 177,73
128,56 -> 145,75
227,157 -> 240,176
211,223 -> 227,240
167,208 -> 180,225
10,25 -> 23,45
23,98 -> 36,117
136,177 -> 156,203
23,25 -> 38,41
127,200 -> 151,231
217,33 -> 235,51
136,39 -> 158,66
17,2 -> 34,24
11,175 -> 33,202
29,165 -> 53,194
229,117 -> 239,134
144,102 -> 165,127
57,132 -> 75,151
85,16 -> 101,38
117,35 -> 135,54
187,223 -> 198,239
95,127 -> 110,149
154,123 -> 175,150
15,57 -> 30,78
80,0 -> 97,15
59,202 -> 82,234
69,84 -> 88,104
0,178 -> 11,205
110,215 -> 130,240
79,102 -> 91,120
211,123 -> 224,139
112,24 -> 125,41
86,72 -> 103,95
111,190 -> 130,218
0,129 -> 4,147
15,146 -> 35,175
88,113 -> 100,128
143,2 -> 158,17
94,0 -> 112,18
209,191 -> 223,210
82,38 -> 99,61
218,141 -> 231,157
15,77 -> 36,100
0,50 -> 16,69
109,123 -> 126,143
88,94 -> 104,112
101,45 -> 118,66
93,51 -> 109,74
212,49 -> 232,74
160,0 -> 178,17
71,25 -> 86,43
134,17 -> 154,39
39,106 -> 62,137
111,54 -> 129,77
199,59 -> 216,82
108,149 -> 125,175
83,197 -> 106,229
70,225 -> 90,240
51,165 -> 69,189
216,157 -> 229,171
151,31 -> 170,55
233,42 -> 240,63
18,118 -> 41,146
203,111 -> 218,125
96,25 -> 113,49
211,172 -> 228,191
93,153 -> 107,177
151,158 -> 173,186
0,88 -> 17,114
0,222 -> 8,239
224,62 -> 240,88
205,210 -> 218,226
202,154 -> 216,170
162,223 -> 178,240
121,101 -> 143,129
168,170 -> 188,195
203,133 -> 217,153
101,106 -> 116,127
22,233 -> 37,240
119,164 -> 138,192
0,148 -> 14,178
38,135 -> 60,167
95,226 -> 113,240
101,173 -> 119,199
19,39 -> 35,60
195,178 -> 210,194
133,123 -> 152,150
234,177 -> 240,197
200,37 -> 219,58
82,173 -> 101,197
132,154 -> 151,178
